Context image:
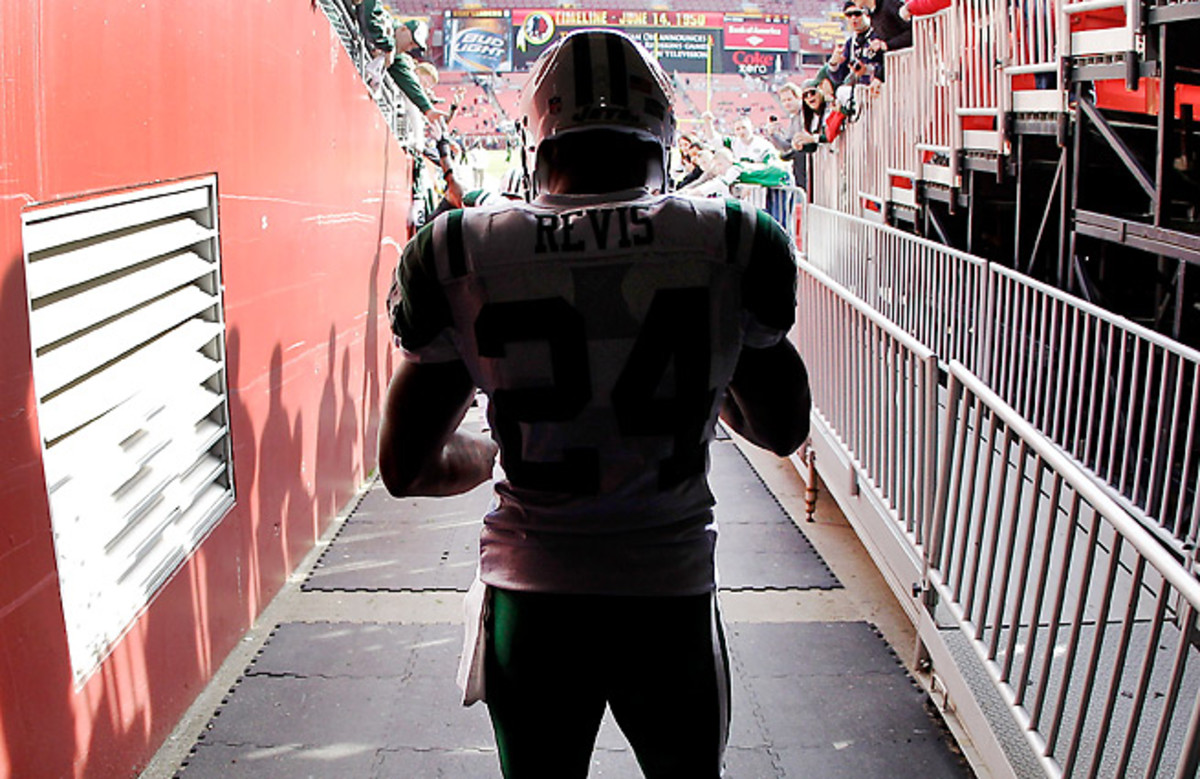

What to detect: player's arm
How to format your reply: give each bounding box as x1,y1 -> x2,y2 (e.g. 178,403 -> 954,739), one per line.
378,358 -> 498,497
720,339 -> 811,457
722,203 -> 809,455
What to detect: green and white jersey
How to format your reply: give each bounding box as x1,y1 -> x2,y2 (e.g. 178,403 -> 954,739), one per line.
388,187 -> 797,596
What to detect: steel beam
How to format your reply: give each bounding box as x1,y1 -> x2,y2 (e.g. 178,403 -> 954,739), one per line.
1072,60 -> 1158,83
1077,94 -> 1157,202
1149,1 -> 1200,23
1028,149 -> 1065,275
1075,210 -> 1200,266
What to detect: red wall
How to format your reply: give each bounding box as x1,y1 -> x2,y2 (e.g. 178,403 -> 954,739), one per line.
0,2 -> 409,776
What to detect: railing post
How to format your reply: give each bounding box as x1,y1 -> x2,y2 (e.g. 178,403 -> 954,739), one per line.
921,353 -> 940,568
925,365 -> 962,588
979,262 -> 997,385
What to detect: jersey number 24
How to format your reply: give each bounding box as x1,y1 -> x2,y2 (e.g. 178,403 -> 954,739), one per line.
476,288 -> 718,495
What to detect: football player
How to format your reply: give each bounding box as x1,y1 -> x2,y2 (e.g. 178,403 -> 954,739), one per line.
379,28 -> 810,778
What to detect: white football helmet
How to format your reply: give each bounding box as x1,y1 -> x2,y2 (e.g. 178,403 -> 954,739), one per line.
499,167 -> 528,200
518,29 -> 676,159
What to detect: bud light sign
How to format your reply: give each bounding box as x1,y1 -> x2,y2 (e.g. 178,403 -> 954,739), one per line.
447,17 -> 513,72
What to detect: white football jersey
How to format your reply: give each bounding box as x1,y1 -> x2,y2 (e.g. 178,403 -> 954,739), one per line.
388,187 -> 797,595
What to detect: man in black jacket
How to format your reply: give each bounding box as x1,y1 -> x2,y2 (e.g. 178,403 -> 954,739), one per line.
828,0 -> 886,87
854,0 -> 913,52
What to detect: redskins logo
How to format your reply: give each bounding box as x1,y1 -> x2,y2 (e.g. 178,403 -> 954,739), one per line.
517,12 -> 555,51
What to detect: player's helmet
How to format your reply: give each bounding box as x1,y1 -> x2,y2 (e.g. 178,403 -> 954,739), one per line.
518,29 -> 676,157
499,167 -> 527,200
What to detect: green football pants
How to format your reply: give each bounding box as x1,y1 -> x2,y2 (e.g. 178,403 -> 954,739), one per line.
484,588 -> 730,779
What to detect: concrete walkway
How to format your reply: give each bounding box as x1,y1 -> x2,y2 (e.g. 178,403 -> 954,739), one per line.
141,424 -> 973,778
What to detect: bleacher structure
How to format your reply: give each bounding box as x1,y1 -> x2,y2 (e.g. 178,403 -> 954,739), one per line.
809,0 -> 1199,346
795,1 -> 1200,776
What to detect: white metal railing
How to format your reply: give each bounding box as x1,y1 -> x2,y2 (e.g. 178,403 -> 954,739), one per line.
817,86 -> 890,216
1009,0 -> 1063,71
862,90 -> 889,208
956,0 -> 999,112
730,185 -> 806,245
808,139 -> 845,214
886,49 -> 920,179
956,0 -> 1009,152
1063,0 -> 1141,59
1006,0 -> 1068,113
797,254 -> 1200,777
914,9 -> 960,183
929,362 -> 1200,778
805,206 -> 990,370
806,206 -> 1200,557
795,264 -> 940,546
987,265 -> 1200,554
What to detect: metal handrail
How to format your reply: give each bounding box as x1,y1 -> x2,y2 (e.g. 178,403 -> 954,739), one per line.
798,244 -> 1200,776
914,10 -> 958,164
930,361 -> 1200,778
796,263 -> 939,543
988,264 -> 1200,554
806,204 -> 1200,557
804,205 -> 990,370
1063,0 -> 1140,58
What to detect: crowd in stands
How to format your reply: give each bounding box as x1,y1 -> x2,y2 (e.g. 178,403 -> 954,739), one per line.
339,0 -> 948,230
667,0 -> 952,202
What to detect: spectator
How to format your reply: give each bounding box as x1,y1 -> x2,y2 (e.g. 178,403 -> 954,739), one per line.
797,79 -> 847,150
347,0 -> 394,56
697,110 -> 723,147
679,147 -> 740,197
414,61 -> 440,100
672,133 -> 706,190
727,116 -> 777,164
354,0 -> 395,95
765,82 -> 808,190
830,1 -> 886,86
828,0 -> 886,113
387,19 -> 449,128
855,0 -> 913,52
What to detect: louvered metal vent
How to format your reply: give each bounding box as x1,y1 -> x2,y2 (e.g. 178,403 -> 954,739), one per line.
22,176 -> 235,685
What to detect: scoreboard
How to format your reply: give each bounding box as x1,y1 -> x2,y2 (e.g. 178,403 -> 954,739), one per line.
442,8 -> 791,75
